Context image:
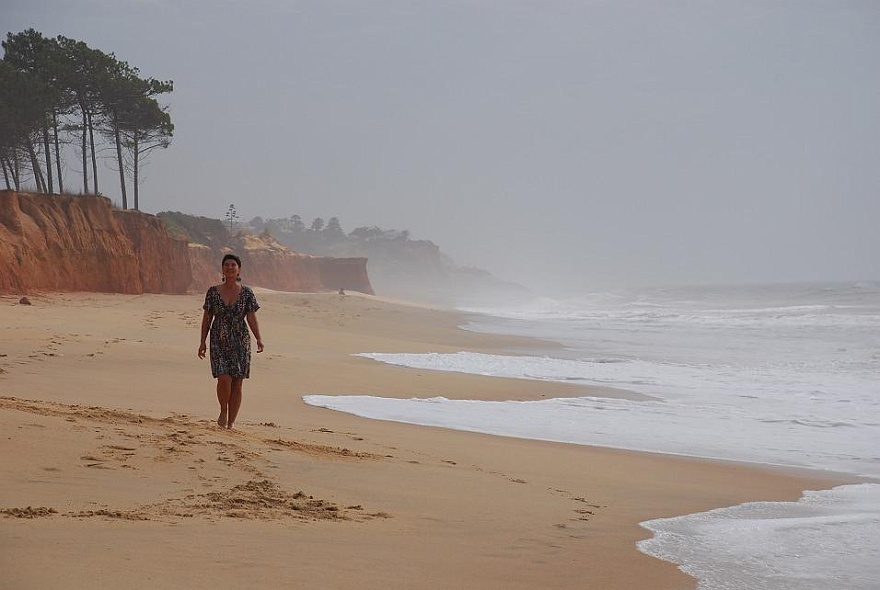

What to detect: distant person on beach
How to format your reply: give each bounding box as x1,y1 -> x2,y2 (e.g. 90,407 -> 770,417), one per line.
198,254 -> 264,429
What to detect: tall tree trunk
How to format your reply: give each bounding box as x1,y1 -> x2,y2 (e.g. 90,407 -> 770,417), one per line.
133,135 -> 140,211
11,150 -> 22,191
42,126 -> 54,194
1,155 -> 12,190
113,112 -> 128,209
52,112 -> 64,193
27,141 -> 46,193
81,109 -> 89,194
87,109 -> 98,195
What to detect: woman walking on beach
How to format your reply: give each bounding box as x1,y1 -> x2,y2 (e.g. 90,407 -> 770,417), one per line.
198,254 -> 264,429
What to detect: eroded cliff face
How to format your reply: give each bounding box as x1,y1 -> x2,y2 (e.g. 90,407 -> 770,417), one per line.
0,191 -> 191,294
0,191 -> 374,296
116,210 -> 193,294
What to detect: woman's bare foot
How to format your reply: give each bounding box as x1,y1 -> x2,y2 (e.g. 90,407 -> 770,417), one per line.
226,421 -> 234,430
217,412 -> 227,427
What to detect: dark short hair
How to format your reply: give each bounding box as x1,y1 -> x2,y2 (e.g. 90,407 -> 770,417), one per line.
222,254 -> 242,267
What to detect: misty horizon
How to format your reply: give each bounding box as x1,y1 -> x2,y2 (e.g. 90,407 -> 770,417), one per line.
4,1 -> 878,292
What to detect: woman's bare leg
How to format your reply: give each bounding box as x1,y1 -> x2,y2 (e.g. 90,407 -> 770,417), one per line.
216,375 -> 232,427
227,377 -> 244,429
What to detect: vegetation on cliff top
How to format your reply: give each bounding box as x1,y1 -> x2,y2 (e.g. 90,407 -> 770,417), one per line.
159,211 -> 230,249
1,28 -> 173,210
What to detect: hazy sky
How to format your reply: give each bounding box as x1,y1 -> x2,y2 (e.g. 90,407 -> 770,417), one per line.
4,0 -> 879,290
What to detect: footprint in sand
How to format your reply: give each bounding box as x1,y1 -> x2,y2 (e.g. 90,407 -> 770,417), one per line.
80,455 -> 112,469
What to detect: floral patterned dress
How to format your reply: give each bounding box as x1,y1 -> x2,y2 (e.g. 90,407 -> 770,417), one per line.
203,285 -> 260,378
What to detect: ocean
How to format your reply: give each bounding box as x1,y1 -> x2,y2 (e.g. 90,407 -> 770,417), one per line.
304,282 -> 880,589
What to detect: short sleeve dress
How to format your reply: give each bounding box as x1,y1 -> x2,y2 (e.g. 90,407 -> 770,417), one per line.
203,285 -> 260,378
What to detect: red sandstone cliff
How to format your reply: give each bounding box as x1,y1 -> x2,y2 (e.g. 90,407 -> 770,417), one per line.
0,191 -> 191,294
0,191 -> 374,296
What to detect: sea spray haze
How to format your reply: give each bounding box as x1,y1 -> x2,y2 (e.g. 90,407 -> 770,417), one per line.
305,281 -> 880,589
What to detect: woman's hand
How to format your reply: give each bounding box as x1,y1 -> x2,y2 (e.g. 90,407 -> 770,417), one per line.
246,311 -> 263,354
199,310 -> 211,359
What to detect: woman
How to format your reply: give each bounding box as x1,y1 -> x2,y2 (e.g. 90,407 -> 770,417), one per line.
198,254 -> 264,429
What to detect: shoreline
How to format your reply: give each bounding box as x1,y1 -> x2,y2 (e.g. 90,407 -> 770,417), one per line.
0,291 -> 858,589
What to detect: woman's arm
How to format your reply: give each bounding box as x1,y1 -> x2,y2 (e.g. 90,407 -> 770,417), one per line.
246,311 -> 264,353
198,309 -> 211,358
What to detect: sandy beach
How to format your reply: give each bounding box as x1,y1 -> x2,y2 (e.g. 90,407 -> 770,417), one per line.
0,289 -> 852,589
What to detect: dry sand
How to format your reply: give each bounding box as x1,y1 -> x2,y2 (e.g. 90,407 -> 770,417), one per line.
0,289 -> 853,589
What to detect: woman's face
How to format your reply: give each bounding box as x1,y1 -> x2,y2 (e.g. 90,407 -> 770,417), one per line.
222,259 -> 240,279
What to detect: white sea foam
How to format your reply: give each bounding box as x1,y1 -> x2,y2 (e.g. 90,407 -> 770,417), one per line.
302,282 -> 880,589
638,484 -> 880,590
